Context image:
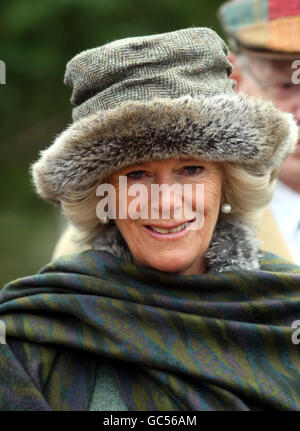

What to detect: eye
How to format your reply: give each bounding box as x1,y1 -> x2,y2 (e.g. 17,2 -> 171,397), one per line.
279,82 -> 293,90
272,82 -> 294,92
126,170 -> 147,180
181,166 -> 204,176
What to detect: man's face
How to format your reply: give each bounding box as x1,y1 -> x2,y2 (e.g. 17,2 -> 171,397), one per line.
237,56 -> 300,191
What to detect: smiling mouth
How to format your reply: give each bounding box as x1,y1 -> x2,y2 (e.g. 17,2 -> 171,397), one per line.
145,219 -> 195,234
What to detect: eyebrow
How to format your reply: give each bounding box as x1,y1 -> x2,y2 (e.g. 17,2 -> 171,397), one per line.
119,159 -> 207,173
178,158 -> 199,162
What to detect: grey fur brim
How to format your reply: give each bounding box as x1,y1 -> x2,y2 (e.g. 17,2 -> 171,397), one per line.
31,94 -> 298,204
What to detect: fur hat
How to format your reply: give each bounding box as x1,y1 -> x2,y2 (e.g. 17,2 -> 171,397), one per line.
31,27 -> 298,205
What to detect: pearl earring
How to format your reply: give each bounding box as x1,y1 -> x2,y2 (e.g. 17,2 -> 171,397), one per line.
221,203 -> 232,214
100,216 -> 110,224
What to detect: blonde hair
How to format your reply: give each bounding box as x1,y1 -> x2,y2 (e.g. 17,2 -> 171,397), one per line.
60,162 -> 276,247
60,183 -> 103,246
221,163 -> 275,228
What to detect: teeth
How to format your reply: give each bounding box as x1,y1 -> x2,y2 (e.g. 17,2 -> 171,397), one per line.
150,222 -> 190,234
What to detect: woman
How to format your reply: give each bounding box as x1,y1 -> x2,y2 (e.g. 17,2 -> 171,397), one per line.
1,27 -> 300,411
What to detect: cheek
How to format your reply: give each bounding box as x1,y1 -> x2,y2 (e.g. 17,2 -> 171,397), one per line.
115,185 -> 151,219
192,178 -> 221,216
115,218 -> 135,236
273,100 -> 290,114
240,79 -> 265,99
207,181 -> 222,205
115,218 -> 145,252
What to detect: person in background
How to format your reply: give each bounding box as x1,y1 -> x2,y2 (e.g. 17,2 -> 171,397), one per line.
218,0 -> 300,264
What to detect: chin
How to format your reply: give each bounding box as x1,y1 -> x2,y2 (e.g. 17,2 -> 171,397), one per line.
139,250 -> 199,274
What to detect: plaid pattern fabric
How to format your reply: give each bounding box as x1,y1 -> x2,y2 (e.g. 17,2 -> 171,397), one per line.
0,250 -> 300,410
219,0 -> 300,53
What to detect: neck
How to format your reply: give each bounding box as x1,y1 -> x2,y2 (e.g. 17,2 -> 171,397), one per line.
179,258 -> 207,276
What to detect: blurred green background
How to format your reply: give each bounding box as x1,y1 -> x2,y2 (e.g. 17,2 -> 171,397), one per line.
0,0 -> 226,287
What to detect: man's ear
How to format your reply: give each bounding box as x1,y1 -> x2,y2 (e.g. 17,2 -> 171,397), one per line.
227,52 -> 242,92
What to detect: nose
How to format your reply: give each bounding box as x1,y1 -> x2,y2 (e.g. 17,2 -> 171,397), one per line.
151,173 -> 183,219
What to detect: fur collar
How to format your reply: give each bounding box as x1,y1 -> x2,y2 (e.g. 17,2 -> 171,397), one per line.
92,215 -> 262,273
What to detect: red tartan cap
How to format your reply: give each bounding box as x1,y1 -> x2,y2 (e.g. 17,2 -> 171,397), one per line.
218,0 -> 300,58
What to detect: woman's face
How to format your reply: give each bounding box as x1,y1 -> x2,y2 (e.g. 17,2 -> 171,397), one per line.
108,157 -> 222,275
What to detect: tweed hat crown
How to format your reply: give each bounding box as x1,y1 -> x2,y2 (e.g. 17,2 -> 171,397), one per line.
64,27 -> 234,122
32,27 -> 298,204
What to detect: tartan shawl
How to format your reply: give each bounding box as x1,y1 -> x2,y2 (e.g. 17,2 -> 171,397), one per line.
0,250 -> 300,411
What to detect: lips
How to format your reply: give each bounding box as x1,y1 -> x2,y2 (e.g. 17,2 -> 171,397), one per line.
143,219 -> 195,240
148,221 -> 191,234
145,220 -> 194,230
